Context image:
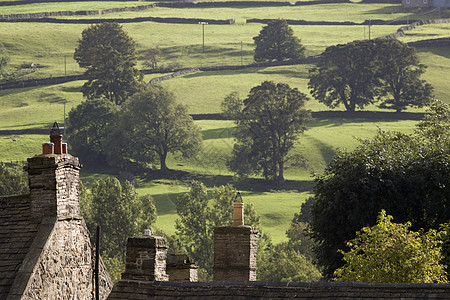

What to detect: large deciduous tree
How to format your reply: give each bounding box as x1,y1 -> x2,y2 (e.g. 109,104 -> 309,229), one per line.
117,86 -> 202,173
175,181 -> 261,280
228,81 -> 311,184
374,39 -> 433,112
74,22 -> 144,105
310,100 -> 450,278
253,19 -> 305,62
335,210 -> 447,283
308,40 -> 379,112
67,98 -> 118,166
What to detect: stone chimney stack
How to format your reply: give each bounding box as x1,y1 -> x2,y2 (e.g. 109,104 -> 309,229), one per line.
214,202 -> 258,281
121,232 -> 169,282
26,122 -> 81,221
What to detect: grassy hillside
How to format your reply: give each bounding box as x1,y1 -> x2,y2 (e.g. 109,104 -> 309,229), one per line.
0,1 -> 448,243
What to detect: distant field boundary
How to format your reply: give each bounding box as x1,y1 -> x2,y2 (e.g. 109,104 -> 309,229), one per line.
0,111 -> 426,136
0,0 -> 401,8
1,34 -> 448,90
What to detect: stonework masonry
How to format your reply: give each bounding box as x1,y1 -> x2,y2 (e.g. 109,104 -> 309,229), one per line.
0,129 -> 113,299
27,155 -> 81,221
122,236 -> 169,282
17,218 -> 112,299
166,254 -> 198,282
214,225 -> 258,281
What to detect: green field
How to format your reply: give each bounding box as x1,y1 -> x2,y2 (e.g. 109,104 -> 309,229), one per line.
0,0 -> 448,243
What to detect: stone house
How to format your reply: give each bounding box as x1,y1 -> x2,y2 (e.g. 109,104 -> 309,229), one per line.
0,123 -> 112,300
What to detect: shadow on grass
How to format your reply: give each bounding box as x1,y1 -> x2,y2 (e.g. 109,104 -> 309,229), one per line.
60,86 -> 82,93
417,47 -> 450,59
37,92 -> 67,104
142,168 -> 313,193
307,117 -> 406,129
0,86 -> 41,97
201,127 -> 235,140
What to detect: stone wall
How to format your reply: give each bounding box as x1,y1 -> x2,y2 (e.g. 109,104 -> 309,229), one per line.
22,218 -> 113,299
214,226 -> 258,281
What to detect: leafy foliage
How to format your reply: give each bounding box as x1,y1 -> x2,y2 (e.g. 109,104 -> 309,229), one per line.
116,86 -> 202,173
74,22 -> 144,105
67,98 -> 118,166
0,43 -> 10,81
374,39 -> 433,112
175,181 -> 261,279
81,177 -> 157,282
309,40 -> 379,112
228,81 -> 311,184
335,210 -> 447,283
0,163 -> 28,196
253,19 -> 305,62
309,39 -> 433,112
220,91 -> 243,120
310,100 -> 450,277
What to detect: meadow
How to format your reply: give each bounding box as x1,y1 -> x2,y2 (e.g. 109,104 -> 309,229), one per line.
0,0 -> 448,242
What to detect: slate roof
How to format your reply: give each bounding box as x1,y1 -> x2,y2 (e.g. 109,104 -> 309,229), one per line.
0,194 -> 39,299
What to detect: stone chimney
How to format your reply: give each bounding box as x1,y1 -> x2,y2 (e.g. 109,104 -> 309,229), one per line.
26,122 -> 81,221
166,254 -> 198,282
121,232 -> 169,282
214,202 -> 258,281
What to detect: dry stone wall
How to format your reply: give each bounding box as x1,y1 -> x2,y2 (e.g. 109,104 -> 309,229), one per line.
23,219 -> 113,300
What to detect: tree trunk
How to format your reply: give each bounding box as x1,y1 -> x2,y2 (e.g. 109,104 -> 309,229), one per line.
276,160 -> 285,185
159,152 -> 168,174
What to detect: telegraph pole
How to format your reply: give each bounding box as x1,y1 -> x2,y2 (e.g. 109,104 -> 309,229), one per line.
199,22 -> 208,53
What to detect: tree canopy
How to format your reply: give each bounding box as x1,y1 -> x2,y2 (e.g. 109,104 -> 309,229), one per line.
374,39 -> 433,112
308,40 -> 379,112
310,100 -> 450,277
335,210 -> 447,283
67,98 -> 118,166
0,163 -> 28,196
81,177 -> 157,282
308,39 -> 433,112
74,22 -> 144,105
116,86 -> 202,173
175,181 -> 261,280
253,19 -> 305,62
228,81 -> 311,184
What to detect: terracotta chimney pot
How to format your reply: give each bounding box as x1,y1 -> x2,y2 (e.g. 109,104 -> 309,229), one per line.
232,203 -> 244,226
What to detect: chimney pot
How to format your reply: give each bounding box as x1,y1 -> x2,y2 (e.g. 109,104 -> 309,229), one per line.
42,142 -> 54,155
62,143 -> 68,154
232,202 -> 244,226
144,229 -> 152,236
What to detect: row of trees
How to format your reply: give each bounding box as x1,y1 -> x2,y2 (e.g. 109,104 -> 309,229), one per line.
254,19 -> 433,112
68,87 -> 202,172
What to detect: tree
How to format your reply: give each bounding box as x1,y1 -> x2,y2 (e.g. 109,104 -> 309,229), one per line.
0,43 -> 10,81
0,163 -> 28,196
117,86 -> 202,173
374,39 -> 433,112
334,210 -> 447,283
81,177 -> 157,282
142,47 -> 163,70
220,91 -> 243,120
228,81 -> 311,184
253,19 -> 305,62
175,181 -> 261,279
310,100 -> 450,278
67,99 -> 118,166
308,40 -> 379,112
74,22 -> 144,105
